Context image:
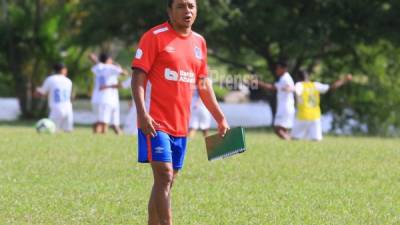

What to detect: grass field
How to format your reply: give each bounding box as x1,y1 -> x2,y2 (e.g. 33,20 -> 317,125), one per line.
0,125 -> 399,225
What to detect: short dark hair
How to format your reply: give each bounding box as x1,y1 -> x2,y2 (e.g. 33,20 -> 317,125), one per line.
297,70 -> 309,81
99,53 -> 110,63
276,60 -> 288,68
53,63 -> 65,73
168,0 -> 173,8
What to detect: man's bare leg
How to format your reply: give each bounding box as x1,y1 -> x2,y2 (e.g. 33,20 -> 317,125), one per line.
148,186 -> 160,225
148,170 -> 179,225
100,123 -> 108,134
274,126 -> 291,140
111,125 -> 123,135
94,122 -> 102,134
148,162 -> 174,225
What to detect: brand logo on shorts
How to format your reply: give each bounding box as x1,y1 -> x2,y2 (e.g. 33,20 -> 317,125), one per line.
154,146 -> 164,154
135,48 -> 143,59
164,68 -> 195,84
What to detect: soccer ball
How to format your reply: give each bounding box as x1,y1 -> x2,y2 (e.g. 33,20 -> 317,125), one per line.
35,118 -> 56,134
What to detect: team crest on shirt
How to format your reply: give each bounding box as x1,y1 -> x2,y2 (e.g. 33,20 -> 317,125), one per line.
135,48 -> 143,59
194,46 -> 202,59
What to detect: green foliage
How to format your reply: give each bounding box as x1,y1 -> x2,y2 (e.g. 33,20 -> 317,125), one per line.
0,72 -> 15,96
0,0 -> 87,118
1,126 -> 399,223
322,41 -> 400,136
212,84 -> 229,101
77,0 -> 168,46
1,0 -> 400,133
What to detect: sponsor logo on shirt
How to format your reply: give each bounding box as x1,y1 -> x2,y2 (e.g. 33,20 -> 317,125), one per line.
165,46 -> 176,53
164,68 -> 195,84
194,46 -> 202,59
165,68 -> 179,81
135,48 -> 143,59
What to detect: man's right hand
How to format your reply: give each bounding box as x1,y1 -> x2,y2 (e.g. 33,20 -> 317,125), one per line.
139,114 -> 158,137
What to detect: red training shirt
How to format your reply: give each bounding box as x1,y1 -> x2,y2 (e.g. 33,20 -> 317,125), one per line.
132,22 -> 208,137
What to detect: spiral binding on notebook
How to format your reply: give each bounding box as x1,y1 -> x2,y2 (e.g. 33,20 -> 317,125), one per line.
209,147 -> 246,161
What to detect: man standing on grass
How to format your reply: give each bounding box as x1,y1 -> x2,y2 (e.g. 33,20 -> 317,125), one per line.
90,53 -> 125,134
131,0 -> 229,224
36,63 -> 73,132
291,70 -> 352,141
255,61 -> 295,140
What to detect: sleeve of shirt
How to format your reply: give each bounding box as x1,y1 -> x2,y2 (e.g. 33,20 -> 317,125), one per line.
197,38 -> 208,80
274,77 -> 287,90
275,75 -> 294,91
131,31 -> 159,74
121,78 -> 132,89
111,65 -> 123,76
37,77 -> 50,95
314,82 -> 330,94
91,65 -> 97,74
294,82 -> 303,96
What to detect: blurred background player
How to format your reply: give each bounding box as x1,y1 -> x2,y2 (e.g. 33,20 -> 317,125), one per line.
292,70 -> 353,141
35,63 -> 73,132
121,77 -> 138,135
189,87 -> 211,137
89,53 -> 102,133
90,53 -> 126,134
255,61 -> 295,140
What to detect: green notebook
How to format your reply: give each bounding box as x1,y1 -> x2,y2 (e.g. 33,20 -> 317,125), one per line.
205,127 -> 246,161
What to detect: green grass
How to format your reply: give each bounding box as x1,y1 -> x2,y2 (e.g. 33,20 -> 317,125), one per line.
0,125 -> 399,225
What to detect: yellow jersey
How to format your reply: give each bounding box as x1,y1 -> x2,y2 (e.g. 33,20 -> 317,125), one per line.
296,82 -> 321,120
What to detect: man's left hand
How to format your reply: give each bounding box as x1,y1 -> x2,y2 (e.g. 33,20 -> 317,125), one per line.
217,118 -> 230,137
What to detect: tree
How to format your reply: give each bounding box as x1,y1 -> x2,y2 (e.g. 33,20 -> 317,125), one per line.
321,41 -> 400,136
0,0 -> 84,118
3,0 -> 400,134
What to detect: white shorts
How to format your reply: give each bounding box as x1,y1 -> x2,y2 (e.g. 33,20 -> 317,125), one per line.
291,119 -> 322,141
274,112 -> 295,129
98,103 -> 120,126
190,105 -> 211,130
123,104 -> 138,135
49,104 -> 73,132
92,103 -> 100,120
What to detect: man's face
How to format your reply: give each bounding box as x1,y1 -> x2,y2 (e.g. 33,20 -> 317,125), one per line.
61,68 -> 68,76
168,0 -> 197,29
275,66 -> 286,76
106,58 -> 113,64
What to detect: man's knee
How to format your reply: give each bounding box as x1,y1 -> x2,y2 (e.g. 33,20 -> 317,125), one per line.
154,166 -> 174,187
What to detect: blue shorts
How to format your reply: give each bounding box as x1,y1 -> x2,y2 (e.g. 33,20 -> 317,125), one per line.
138,129 -> 188,170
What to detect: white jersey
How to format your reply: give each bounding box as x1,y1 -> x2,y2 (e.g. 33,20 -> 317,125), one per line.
274,72 -> 295,116
294,82 -> 330,96
189,89 -> 211,130
37,74 -> 72,109
121,77 -> 132,89
91,63 -> 122,106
